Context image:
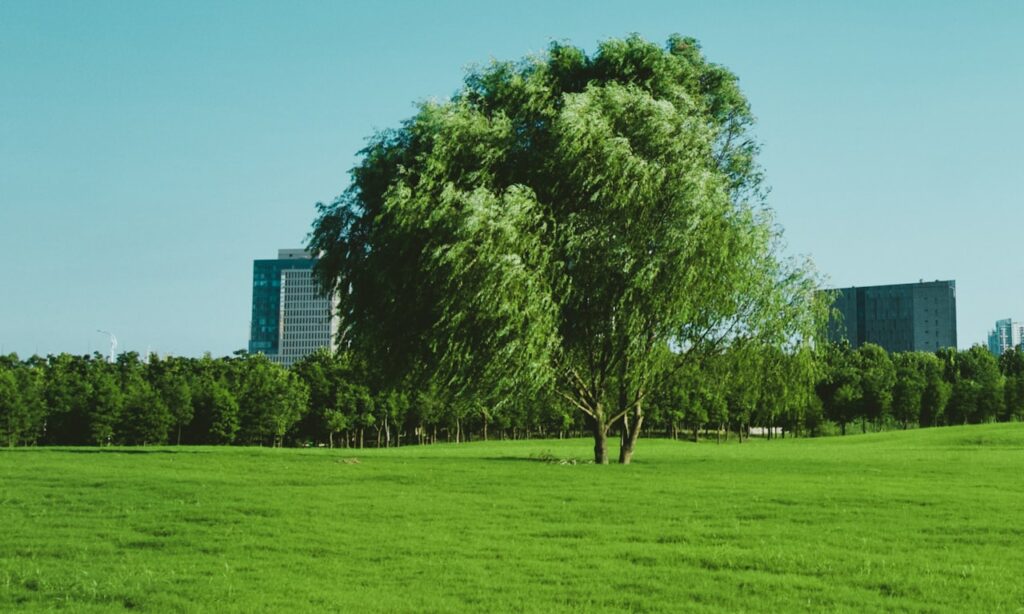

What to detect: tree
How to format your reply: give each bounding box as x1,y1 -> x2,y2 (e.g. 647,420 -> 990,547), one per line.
816,342 -> 861,435
855,344 -> 895,432
0,368 -> 22,447
206,379 -> 240,445
376,389 -> 410,447
235,355 -> 309,447
324,410 -> 349,449
148,357 -> 194,445
310,35 -> 823,464
999,347 -> 1024,421
88,365 -> 124,445
756,345 -> 819,438
119,382 -> 171,446
162,372 -> 193,445
892,353 -> 926,429
647,352 -> 688,439
7,359 -> 46,446
292,349 -> 346,445
336,382 -> 373,448
919,352 -> 951,427
955,346 -> 1003,423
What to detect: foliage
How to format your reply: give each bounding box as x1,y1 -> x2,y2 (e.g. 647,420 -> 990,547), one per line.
309,35 -> 824,463
999,347 -> 1024,421
0,338 -> 1019,448
854,343 -> 895,430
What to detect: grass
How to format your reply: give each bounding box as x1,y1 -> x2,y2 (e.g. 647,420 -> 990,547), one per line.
1,424 -> 1023,612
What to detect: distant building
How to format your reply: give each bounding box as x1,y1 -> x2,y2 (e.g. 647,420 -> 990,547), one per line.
987,318 -> 1023,356
248,249 -> 338,367
823,280 -> 957,353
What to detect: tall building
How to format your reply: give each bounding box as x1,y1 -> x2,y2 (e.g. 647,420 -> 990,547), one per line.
248,249 -> 338,367
987,318 -> 1023,356
824,280 -> 957,352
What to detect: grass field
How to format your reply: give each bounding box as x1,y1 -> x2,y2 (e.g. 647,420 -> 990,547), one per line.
2,424 -> 1023,612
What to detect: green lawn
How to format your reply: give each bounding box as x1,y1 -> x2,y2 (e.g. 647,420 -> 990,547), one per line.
2,424 -> 1023,612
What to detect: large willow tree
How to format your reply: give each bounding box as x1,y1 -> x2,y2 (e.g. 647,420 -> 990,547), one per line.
310,35 -> 824,464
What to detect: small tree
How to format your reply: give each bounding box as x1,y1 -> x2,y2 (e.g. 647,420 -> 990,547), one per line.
88,366 -> 123,445
817,342 -> 861,435
0,369 -> 21,447
955,346 -> 1004,423
892,353 -> 926,429
1000,348 -> 1024,421
920,352 -> 951,427
209,382 -> 240,445
855,344 -> 895,432
160,372 -> 193,445
119,383 -> 171,446
324,410 -> 349,449
336,382 -> 373,448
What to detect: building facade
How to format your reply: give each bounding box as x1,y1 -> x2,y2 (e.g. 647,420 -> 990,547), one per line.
825,280 -> 957,352
987,318 -> 1023,356
248,249 -> 337,367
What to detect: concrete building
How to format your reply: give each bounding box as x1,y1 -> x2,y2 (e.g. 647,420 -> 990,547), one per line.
987,318 -> 1024,356
248,249 -> 338,367
824,280 -> 957,352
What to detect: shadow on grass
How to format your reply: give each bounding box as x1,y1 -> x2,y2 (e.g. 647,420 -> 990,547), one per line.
482,452 -> 595,465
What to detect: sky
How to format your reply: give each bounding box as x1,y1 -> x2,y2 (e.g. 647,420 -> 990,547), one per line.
2,0 -> 1022,358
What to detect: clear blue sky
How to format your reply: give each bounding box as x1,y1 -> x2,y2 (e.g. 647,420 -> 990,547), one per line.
2,1 -> 1022,357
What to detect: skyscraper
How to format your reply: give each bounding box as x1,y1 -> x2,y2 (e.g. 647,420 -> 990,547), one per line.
824,280 -> 957,353
248,249 -> 338,366
987,318 -> 1023,356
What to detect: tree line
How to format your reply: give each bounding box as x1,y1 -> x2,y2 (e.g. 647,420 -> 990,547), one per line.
816,342 -> 1024,434
0,349 -> 570,448
3,342 -> 1018,449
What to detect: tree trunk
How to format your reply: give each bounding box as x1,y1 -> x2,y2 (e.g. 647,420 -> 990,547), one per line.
591,419 -> 609,465
482,414 -> 488,441
329,431 -> 334,449
359,428 -> 364,449
177,424 -> 181,446
618,404 -> 643,464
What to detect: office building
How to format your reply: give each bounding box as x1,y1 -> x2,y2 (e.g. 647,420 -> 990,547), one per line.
824,280 -> 957,352
987,318 -> 1023,356
248,249 -> 338,367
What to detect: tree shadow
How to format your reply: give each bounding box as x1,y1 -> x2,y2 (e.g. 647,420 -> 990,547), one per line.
482,454 -> 595,465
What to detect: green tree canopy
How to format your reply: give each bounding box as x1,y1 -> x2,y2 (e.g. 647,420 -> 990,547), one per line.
310,35 -> 824,463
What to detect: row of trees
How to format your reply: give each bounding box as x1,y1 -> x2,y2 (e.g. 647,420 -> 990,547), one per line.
5,341 -> 1016,449
0,350 -> 576,448
816,342 -> 1024,433
0,352 -> 308,448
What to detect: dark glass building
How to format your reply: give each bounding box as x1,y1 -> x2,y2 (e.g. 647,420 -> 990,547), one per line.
824,280 -> 957,352
248,249 -> 317,356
